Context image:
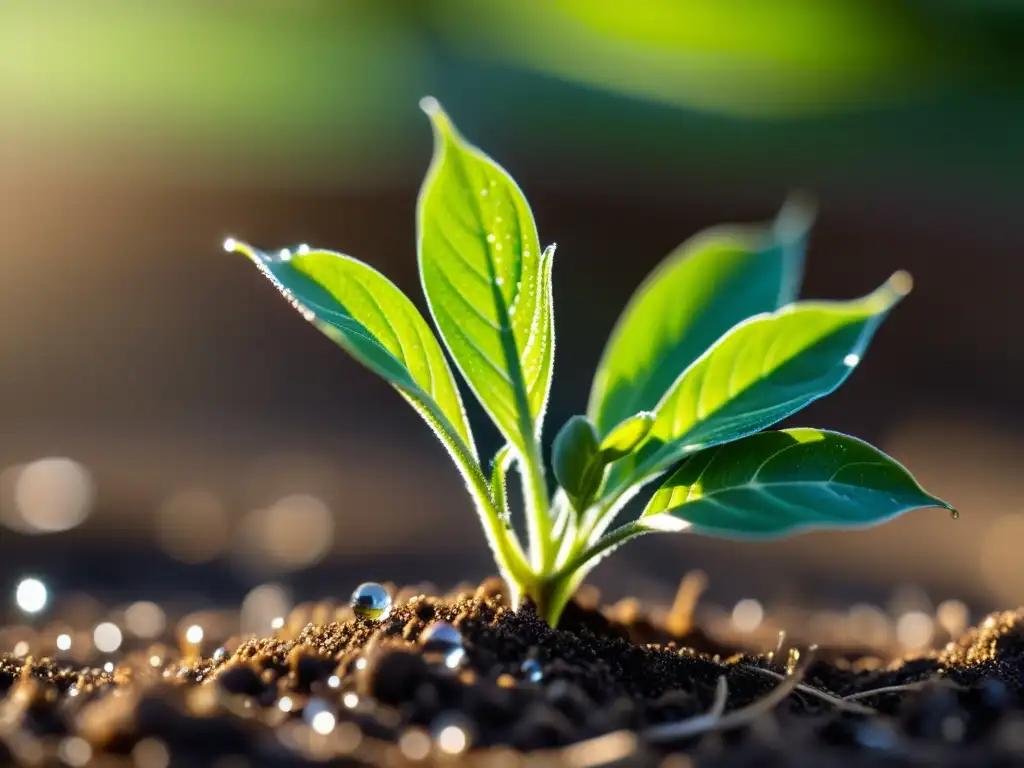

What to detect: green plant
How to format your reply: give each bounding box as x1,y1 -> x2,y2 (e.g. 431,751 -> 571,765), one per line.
226,98 -> 955,626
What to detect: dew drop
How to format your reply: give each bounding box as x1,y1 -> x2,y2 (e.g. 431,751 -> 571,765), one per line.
950,508 -> 959,520
213,647 -> 228,662
843,353 -> 860,367
521,658 -> 543,683
480,189 -> 489,197
432,714 -> 472,755
15,577 -> 48,614
350,582 -> 392,621
495,277 -> 505,286
184,624 -> 204,645
494,243 -> 503,251
304,699 -> 336,735
420,622 -> 465,669
486,234 -> 496,243
855,721 -> 898,751
420,621 -> 462,650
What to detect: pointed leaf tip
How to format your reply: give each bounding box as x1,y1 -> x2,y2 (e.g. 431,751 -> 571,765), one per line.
419,97 -> 453,138
866,270 -> 913,313
774,192 -> 817,243
887,270 -> 913,297
419,96 -> 441,116
224,237 -> 261,264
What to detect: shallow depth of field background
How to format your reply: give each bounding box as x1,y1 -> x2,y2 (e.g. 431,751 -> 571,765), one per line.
1,1 -> 1023,643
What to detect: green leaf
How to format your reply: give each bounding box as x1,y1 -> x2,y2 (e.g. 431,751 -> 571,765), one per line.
416,97 -> 554,451
608,272 -> 912,492
599,412 -> 655,461
227,239 -> 476,459
588,198 -> 811,436
642,429 -> 955,538
552,416 -> 602,511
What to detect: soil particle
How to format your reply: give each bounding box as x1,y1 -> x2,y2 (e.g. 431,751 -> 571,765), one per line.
0,581 -> 1022,766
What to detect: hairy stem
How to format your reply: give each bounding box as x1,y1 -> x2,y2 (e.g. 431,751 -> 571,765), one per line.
519,439 -> 554,574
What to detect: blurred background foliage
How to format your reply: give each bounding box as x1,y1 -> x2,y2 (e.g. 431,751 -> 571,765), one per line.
1,0 -> 1022,641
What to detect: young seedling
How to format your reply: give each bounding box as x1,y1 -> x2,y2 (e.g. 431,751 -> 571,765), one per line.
226,98 -> 956,627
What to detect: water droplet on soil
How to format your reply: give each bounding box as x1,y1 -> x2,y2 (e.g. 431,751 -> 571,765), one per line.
855,721 -> 898,751
350,582 -> 392,620
521,659 -> 543,683
432,714 -> 472,754
420,622 -> 465,669
420,621 -> 462,649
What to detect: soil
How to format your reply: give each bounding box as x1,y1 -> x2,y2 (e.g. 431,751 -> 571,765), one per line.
1,577 -> 1023,767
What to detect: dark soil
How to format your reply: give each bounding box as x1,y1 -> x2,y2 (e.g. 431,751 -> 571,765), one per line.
1,578 -> 1023,767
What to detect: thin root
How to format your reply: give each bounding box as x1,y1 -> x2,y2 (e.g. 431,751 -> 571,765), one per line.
742,664 -> 876,716
843,678 -> 965,703
644,647 -> 816,742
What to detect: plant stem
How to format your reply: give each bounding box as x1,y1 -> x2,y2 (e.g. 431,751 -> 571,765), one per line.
519,439 -> 554,574
460,444 -> 532,588
556,519 -> 653,583
522,519 -> 655,626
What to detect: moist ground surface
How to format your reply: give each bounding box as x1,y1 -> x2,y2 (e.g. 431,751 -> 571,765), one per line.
1,579 -> 1023,767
